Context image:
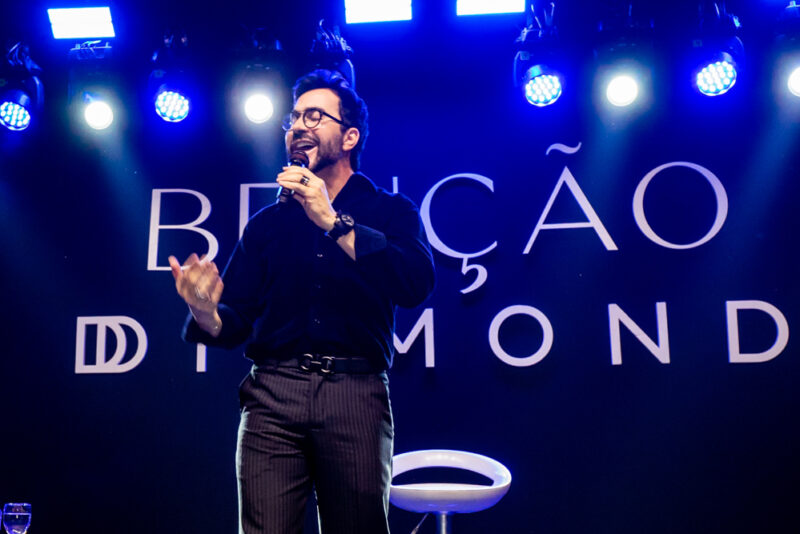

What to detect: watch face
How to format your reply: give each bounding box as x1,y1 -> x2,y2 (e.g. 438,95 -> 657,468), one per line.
340,213 -> 355,227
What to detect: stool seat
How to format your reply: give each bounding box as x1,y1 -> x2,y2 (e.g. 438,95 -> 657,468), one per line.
390,450 -> 512,516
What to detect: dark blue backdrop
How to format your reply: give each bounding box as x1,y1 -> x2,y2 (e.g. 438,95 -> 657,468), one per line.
1,1 -> 798,533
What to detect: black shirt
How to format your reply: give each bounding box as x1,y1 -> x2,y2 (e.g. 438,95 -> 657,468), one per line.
183,173 -> 435,370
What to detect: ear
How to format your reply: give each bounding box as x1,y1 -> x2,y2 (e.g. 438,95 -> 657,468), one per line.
342,127 -> 360,152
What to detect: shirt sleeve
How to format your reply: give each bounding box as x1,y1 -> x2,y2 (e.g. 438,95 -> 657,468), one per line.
352,194 -> 436,308
182,219 -> 268,349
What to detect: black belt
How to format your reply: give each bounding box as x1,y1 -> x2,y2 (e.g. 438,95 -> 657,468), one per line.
257,353 -> 381,375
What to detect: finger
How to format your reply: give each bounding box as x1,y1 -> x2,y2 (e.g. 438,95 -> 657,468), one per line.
278,177 -> 311,194
183,253 -> 200,267
194,263 -> 217,292
210,278 -> 224,303
168,256 -> 183,282
277,179 -> 301,194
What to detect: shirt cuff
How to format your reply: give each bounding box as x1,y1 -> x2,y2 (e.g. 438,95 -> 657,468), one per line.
353,224 -> 388,259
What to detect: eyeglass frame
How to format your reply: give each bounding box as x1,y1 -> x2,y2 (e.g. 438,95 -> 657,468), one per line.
281,107 -> 350,132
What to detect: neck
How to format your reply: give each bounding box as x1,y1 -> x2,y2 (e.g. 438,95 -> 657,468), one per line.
317,157 -> 354,201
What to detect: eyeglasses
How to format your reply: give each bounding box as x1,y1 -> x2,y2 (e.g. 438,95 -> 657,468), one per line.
281,107 -> 348,131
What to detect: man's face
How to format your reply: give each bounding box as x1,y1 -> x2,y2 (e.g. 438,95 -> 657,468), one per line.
285,88 -> 347,173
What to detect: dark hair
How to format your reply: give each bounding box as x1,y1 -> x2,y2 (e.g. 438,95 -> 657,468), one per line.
293,69 -> 369,171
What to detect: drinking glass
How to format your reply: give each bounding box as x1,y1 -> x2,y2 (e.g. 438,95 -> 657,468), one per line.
2,503 -> 31,534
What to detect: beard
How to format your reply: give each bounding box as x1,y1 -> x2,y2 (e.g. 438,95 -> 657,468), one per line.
311,145 -> 344,173
309,132 -> 346,173
287,129 -> 347,173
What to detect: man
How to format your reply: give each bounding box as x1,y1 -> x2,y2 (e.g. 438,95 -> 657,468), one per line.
168,69 -> 435,534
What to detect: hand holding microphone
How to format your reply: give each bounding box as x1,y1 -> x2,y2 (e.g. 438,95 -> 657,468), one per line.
276,154 -> 338,232
278,150 -> 310,203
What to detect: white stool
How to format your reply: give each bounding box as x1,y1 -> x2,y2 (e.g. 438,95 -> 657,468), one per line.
390,449 -> 512,534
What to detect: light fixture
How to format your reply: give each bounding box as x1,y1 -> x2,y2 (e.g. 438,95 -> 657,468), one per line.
150,33 -> 192,123
789,66 -> 800,96
690,2 -> 743,97
0,43 -> 43,132
231,27 -> 290,127
594,2 -> 654,110
68,40 -> 119,131
457,0 -> 525,16
47,7 -> 115,40
606,74 -> 639,106
513,2 -> 564,107
344,0 -> 412,24
244,93 -> 274,123
775,1 -> 800,98
309,20 -> 357,89
84,96 -> 113,130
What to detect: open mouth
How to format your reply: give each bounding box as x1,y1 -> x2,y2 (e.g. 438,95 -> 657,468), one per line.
291,140 -> 316,152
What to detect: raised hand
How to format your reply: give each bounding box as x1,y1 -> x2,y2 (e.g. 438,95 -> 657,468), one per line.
168,253 -> 224,335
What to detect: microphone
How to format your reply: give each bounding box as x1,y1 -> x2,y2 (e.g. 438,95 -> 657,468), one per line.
278,150 -> 310,203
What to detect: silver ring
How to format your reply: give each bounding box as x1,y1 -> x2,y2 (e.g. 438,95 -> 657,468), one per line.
194,287 -> 210,302
300,176 -> 310,186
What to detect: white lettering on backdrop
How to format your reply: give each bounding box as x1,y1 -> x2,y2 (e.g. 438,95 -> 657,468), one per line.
131,148 -> 788,371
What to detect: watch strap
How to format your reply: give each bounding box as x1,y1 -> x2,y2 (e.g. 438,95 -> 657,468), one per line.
326,211 -> 354,240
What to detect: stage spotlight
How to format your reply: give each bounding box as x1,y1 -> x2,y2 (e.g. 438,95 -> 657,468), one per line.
690,2 -> 743,97
458,0 -> 525,16
0,43 -> 43,132
513,3 -> 564,107
48,7 -> 115,40
523,69 -> 562,107
345,0 -> 412,23
155,90 -> 189,122
231,28 -> 290,128
696,58 -> 737,96
84,97 -> 113,130
68,41 -> 120,131
593,3 -> 653,112
309,21 -> 357,89
775,2 -> 800,99
606,74 -> 639,106
789,66 -> 800,96
0,100 -> 31,131
244,93 -> 274,123
150,33 -> 193,123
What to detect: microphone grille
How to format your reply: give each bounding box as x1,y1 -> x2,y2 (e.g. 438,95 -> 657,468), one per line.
289,150 -> 309,167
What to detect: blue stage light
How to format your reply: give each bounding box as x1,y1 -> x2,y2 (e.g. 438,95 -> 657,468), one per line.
696,60 -> 737,96
606,75 -> 639,107
457,0 -> 525,15
0,101 -> 31,131
789,66 -> 800,97
155,90 -> 190,122
345,0 -> 412,23
48,7 -> 115,39
1,44 -> 43,131
524,74 -> 562,107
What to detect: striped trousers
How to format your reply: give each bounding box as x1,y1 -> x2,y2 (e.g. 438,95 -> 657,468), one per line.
236,364 -> 394,534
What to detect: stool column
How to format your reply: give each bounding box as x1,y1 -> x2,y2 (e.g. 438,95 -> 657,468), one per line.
436,512 -> 452,534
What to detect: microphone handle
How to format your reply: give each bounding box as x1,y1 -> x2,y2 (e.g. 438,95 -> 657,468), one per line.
278,159 -> 307,203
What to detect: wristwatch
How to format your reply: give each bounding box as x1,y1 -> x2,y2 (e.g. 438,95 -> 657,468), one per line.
326,211 -> 355,241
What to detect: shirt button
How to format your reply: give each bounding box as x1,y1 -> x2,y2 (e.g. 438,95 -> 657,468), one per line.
313,318 -> 321,325
316,253 -> 323,258
315,283 -> 322,289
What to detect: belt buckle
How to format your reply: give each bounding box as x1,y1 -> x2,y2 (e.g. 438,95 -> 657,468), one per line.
299,354 -> 335,375
320,355 -> 335,374
299,353 -> 314,372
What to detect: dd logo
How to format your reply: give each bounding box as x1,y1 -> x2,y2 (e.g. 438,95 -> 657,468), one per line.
75,316 -> 148,374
